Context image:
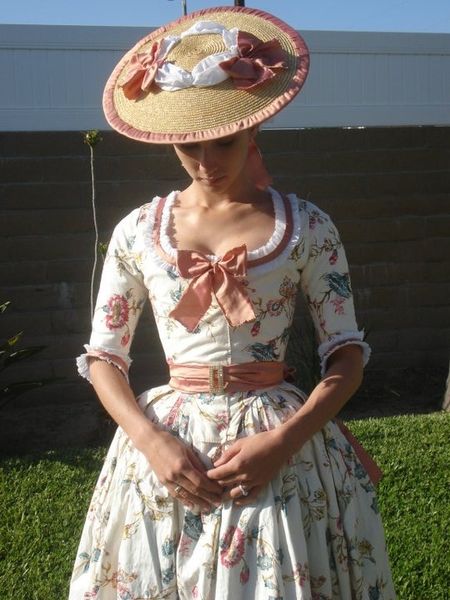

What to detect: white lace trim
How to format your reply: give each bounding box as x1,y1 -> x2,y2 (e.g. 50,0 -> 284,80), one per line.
159,187 -> 291,264
249,192 -> 303,277
148,189 -> 304,278
142,196 -> 179,275
318,331 -> 371,378
76,345 -> 131,383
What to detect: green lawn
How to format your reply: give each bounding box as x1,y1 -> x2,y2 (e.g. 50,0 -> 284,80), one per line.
1,412 -> 449,600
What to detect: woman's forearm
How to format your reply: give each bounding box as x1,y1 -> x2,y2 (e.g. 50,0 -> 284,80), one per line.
276,344 -> 364,453
88,358 -> 161,451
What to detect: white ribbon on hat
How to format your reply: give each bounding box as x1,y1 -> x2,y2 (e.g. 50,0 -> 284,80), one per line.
154,21 -> 240,91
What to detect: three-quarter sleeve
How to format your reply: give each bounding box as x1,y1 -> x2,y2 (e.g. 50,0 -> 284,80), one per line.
76,208 -> 147,383
298,201 -> 370,377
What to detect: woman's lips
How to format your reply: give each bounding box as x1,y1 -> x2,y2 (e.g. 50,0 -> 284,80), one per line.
199,175 -> 225,184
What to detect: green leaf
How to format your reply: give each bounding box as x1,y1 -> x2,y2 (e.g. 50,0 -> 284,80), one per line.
0,300 -> 11,313
1,377 -> 65,402
3,346 -> 46,368
98,242 -> 108,260
83,129 -> 103,147
6,331 -> 24,347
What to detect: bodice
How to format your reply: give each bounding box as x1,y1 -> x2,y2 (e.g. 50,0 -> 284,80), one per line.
77,188 -> 370,384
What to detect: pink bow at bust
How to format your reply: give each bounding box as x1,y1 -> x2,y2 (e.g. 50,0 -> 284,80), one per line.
219,31 -> 287,90
169,245 -> 256,332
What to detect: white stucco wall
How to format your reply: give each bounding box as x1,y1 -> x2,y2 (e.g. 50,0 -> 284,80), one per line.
1,24 -> 449,130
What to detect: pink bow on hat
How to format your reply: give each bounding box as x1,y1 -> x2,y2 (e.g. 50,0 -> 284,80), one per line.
219,31 -> 287,90
169,245 -> 256,332
121,41 -> 164,100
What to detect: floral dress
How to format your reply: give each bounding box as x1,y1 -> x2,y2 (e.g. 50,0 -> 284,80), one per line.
70,188 -> 395,600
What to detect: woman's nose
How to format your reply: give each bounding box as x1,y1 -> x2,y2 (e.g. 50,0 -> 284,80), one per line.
198,147 -> 217,172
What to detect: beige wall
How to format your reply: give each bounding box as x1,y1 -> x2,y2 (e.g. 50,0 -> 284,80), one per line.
1,126 -> 449,404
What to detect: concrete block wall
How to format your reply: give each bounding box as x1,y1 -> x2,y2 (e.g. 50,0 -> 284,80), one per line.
1,127 -> 449,406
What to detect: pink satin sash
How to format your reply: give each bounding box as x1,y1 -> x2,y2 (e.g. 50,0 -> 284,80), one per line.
169,360 -> 286,393
168,360 -> 382,485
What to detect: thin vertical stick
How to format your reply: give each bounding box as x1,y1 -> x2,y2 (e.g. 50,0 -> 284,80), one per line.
89,143 -> 99,322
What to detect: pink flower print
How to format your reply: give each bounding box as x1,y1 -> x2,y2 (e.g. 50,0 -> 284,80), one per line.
216,411 -> 229,433
293,562 -> 309,587
110,572 -> 119,588
240,562 -> 250,584
330,297 -> 345,315
220,526 -> 246,568
191,584 -> 199,598
251,321 -> 261,337
266,298 -> 284,317
309,209 -> 325,230
329,249 -> 338,265
120,332 -> 130,347
178,534 -> 192,557
279,276 -> 296,298
105,294 -> 129,330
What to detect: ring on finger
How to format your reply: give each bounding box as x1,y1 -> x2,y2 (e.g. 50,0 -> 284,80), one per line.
174,484 -> 183,497
238,483 -> 249,497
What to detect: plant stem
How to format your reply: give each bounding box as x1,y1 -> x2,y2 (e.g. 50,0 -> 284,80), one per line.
89,143 -> 99,322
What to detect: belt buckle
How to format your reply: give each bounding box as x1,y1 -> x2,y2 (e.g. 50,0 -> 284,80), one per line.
209,364 -> 225,394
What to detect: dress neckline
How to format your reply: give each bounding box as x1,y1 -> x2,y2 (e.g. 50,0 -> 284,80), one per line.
159,187 -> 287,262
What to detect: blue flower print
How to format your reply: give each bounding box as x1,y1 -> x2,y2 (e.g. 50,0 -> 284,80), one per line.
321,271 -> 352,299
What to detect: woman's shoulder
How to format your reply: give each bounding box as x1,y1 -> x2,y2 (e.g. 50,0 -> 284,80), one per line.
112,193 -> 171,235
281,191 -> 335,237
285,192 -> 331,223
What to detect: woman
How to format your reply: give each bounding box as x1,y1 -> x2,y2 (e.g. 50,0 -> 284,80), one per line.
70,7 -> 396,599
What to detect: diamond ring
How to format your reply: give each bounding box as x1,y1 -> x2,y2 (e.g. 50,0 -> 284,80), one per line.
174,485 -> 183,496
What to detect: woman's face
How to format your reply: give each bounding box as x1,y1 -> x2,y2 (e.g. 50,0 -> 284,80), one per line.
173,129 -> 255,192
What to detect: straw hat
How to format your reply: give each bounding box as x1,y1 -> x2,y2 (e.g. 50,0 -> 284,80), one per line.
103,6 -> 309,143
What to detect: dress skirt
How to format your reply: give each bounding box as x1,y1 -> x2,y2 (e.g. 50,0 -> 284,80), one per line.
69,382 -> 396,600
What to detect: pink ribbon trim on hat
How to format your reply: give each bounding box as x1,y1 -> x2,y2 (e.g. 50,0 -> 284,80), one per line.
121,41 -> 164,100
169,245 -> 256,332
219,31 -> 287,90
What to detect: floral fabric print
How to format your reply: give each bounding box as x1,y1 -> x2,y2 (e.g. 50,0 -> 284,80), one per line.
71,189 -> 394,599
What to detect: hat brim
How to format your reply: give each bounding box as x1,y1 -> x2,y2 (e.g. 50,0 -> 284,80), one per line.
103,6 -> 309,143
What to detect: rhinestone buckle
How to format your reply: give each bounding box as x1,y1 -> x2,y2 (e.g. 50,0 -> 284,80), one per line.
208,364 -> 225,394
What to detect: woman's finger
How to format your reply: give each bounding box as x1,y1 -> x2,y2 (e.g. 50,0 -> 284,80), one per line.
232,484 -> 262,506
212,443 -> 241,467
169,480 -> 211,511
186,446 -> 210,473
185,452 -> 224,495
207,457 -> 241,481
175,473 -> 223,509
181,459 -> 224,495
168,483 -> 194,509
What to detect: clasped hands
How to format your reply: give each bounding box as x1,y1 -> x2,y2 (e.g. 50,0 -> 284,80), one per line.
146,428 -> 291,511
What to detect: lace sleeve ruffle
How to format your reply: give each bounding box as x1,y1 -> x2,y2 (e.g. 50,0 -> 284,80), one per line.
318,331 -> 371,377
76,345 -> 131,383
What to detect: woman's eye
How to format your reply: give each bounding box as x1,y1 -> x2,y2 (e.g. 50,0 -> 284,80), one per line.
178,143 -> 198,151
217,139 -> 234,147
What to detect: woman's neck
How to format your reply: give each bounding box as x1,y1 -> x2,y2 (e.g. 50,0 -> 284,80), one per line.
180,177 -> 265,209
